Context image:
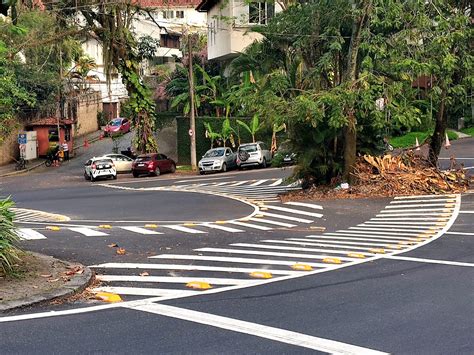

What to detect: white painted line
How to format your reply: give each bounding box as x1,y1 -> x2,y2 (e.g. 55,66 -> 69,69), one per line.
94,287 -> 200,297
90,263 -> 298,275
200,223 -> 244,233
459,211 -> 474,214
394,194 -> 455,199
249,179 -> 268,186
376,212 -> 449,217
380,208 -> 451,213
96,275 -> 253,285
149,254 -> 327,268
363,221 -> 442,226
161,225 -> 206,234
445,231 -> 474,236
269,178 -> 283,186
125,303 -> 387,355
262,239 -> 378,251
229,180 -> 249,186
68,227 -> 109,237
228,221 -> 273,231
371,217 -> 446,221
387,203 -> 451,208
231,243 -> 372,256
384,255 -> 474,267
347,228 -> 421,236
16,228 -> 47,240
316,234 -> 415,242
259,212 -> 313,223
262,205 -> 323,218
120,227 -> 163,235
284,201 -> 323,210
248,218 -> 296,228
359,223 -> 436,230
197,247 -> 356,262
287,238 -> 400,248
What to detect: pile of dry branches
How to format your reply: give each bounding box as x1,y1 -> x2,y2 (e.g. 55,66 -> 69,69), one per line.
283,152 -> 469,201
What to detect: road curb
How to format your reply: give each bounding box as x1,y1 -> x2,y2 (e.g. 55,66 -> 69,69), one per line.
0,160 -> 45,178
0,253 -> 94,312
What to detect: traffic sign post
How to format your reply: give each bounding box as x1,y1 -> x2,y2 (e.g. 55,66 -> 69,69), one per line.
18,133 -> 27,145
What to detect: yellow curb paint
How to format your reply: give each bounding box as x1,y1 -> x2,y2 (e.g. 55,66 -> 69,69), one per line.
323,257 -> 342,264
46,226 -> 60,231
186,281 -> 212,290
95,292 -> 122,303
369,248 -> 385,254
347,253 -> 365,259
291,264 -> 313,271
215,221 -> 227,224
145,224 -> 158,228
99,225 -> 112,229
249,271 -> 273,279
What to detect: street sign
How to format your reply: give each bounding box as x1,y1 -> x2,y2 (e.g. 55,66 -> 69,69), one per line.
188,129 -> 193,136
18,133 -> 27,145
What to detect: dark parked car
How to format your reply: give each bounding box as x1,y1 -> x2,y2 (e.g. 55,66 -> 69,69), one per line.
132,153 -> 176,177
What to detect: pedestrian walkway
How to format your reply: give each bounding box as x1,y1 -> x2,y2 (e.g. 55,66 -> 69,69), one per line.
89,194 -> 460,301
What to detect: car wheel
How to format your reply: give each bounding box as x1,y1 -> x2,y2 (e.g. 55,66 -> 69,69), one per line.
152,167 -> 161,176
221,163 -> 227,173
133,171 -> 139,178
261,158 -> 267,168
199,170 -> 205,175
170,163 -> 176,173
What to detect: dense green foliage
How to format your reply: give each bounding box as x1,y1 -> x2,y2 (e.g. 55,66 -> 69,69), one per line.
390,131 -> 458,149
0,197 -> 20,276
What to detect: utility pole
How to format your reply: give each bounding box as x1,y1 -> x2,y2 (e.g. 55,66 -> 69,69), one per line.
188,32 -> 197,171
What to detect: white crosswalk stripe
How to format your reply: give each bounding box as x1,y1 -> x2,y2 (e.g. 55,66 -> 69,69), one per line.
315,234 -> 416,242
96,275 -> 253,285
16,228 -> 47,240
266,239 -> 399,251
259,212 -> 313,223
248,218 -> 296,228
228,221 -> 273,231
94,287 -> 199,297
230,243 -> 373,256
288,238 -> 403,248
199,223 -> 244,233
249,179 -> 268,186
120,227 -> 163,235
284,202 -> 323,210
161,225 -> 207,234
269,179 -> 283,186
262,205 -> 323,218
68,227 -> 109,237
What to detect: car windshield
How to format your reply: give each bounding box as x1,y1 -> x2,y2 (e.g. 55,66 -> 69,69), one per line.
95,159 -> 112,165
136,156 -> 152,162
239,145 -> 257,153
204,149 -> 225,158
109,119 -> 122,126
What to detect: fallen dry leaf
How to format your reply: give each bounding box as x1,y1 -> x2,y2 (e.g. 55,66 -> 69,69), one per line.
108,243 -> 118,248
116,248 -> 126,255
139,271 -> 150,277
40,274 -> 52,278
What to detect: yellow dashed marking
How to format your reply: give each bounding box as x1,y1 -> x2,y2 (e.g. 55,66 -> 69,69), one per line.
45,226 -> 60,231
323,257 -> 342,264
369,248 -> 386,254
291,264 -> 313,271
386,245 -> 402,249
310,226 -> 326,231
347,253 -> 365,259
145,224 -> 158,228
99,224 -> 112,229
186,281 -> 212,290
255,214 -> 264,218
249,271 -> 273,279
215,221 -> 227,224
95,292 -> 122,303
183,223 -> 195,227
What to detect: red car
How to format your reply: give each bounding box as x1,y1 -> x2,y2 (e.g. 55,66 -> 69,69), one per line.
103,118 -> 131,136
132,153 -> 176,177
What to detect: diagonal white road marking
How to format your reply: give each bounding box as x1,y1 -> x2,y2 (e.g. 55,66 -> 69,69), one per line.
248,218 -> 296,228
120,226 -> 163,235
231,243 -> 373,256
384,255 -> 474,267
16,228 -> 47,240
228,221 -> 273,231
68,227 -> 108,237
284,201 -> 323,210
249,179 -> 268,186
259,212 -> 313,223
269,178 -> 283,186
125,303 -> 388,355
161,225 -> 206,234
96,275 -> 253,285
199,223 -> 244,233
262,205 -> 323,218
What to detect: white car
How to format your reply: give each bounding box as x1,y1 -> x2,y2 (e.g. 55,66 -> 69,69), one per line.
237,141 -> 272,169
84,157 -> 117,182
100,153 -> 133,173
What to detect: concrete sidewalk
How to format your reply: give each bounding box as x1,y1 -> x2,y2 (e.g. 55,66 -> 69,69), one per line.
0,130 -> 103,178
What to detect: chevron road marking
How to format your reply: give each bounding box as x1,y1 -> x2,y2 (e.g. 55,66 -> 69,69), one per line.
228,221 -> 273,231
311,234 -> 416,243
262,205 -> 323,218
445,231 -> 474,236
248,217 -> 296,228
350,226 -> 434,234
96,275 -> 253,285
288,238 -> 403,248
149,254 -> 328,268
347,228 -> 423,236
90,263 -> 299,275
199,223 -> 244,233
259,211 -> 313,223
93,287 -> 200,297
249,179 -> 269,186
230,243 -> 373,257
196,248 -> 357,262
384,255 -> 474,267
161,225 -> 207,234
268,178 -> 283,186
265,239 -> 395,251
284,201 -> 323,210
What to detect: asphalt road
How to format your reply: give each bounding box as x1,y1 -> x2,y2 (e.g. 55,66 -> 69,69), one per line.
0,137 -> 472,354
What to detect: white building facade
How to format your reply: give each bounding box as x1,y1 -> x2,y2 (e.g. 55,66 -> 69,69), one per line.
196,0 -> 281,61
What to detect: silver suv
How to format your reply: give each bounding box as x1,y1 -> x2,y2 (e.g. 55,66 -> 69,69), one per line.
237,141 -> 272,169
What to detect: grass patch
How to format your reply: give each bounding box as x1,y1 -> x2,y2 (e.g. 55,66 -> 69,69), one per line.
460,127 -> 474,137
176,165 -> 193,171
390,131 -> 458,148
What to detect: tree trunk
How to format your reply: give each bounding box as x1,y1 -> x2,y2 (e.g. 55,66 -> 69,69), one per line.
428,85 -> 447,166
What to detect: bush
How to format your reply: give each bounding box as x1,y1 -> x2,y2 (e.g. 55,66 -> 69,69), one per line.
271,152 -> 285,168
390,131 -> 458,149
0,197 -> 20,276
